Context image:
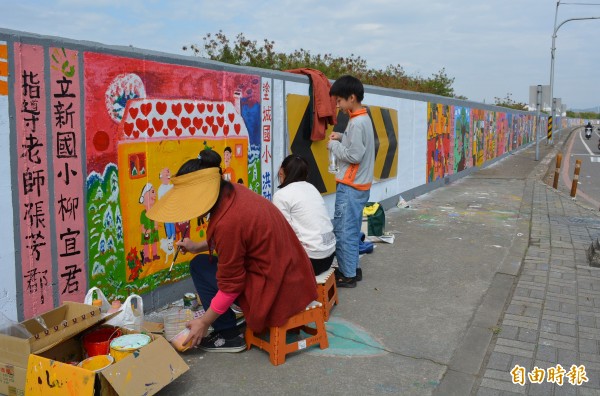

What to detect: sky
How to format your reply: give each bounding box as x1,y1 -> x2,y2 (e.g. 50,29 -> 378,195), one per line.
1,0 -> 600,110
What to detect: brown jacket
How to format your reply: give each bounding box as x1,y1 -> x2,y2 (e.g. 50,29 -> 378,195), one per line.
286,68 -> 337,141
207,183 -> 317,332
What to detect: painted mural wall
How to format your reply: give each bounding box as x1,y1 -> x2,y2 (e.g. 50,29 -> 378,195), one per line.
0,30 -> 562,320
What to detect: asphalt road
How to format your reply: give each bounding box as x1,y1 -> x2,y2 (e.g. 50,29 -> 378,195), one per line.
553,125 -> 600,210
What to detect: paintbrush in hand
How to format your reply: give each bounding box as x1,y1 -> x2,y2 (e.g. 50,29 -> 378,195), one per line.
169,238 -> 184,272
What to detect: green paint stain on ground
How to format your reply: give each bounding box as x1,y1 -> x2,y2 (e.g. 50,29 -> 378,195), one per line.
307,318 -> 387,357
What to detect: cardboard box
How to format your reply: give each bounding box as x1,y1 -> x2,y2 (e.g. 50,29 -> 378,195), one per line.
25,332 -> 189,396
0,302 -> 189,396
0,302 -> 105,395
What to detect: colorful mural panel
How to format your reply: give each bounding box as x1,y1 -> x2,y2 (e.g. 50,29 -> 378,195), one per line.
427,103 -> 453,182
471,108 -> 486,168
485,111 -> 497,162
453,106 -> 470,173
496,112 -> 508,157
427,104 -> 541,181
83,53 -> 261,299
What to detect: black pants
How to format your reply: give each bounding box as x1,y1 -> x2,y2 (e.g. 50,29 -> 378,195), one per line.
189,254 -> 237,333
310,252 -> 335,276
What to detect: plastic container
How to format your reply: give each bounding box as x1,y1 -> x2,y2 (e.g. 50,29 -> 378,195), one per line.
328,149 -> 338,174
78,354 -> 114,372
164,309 -> 193,341
169,328 -> 191,352
82,326 -> 122,357
109,333 -> 151,362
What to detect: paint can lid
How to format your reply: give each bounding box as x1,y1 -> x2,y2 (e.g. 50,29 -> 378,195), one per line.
110,333 -> 151,351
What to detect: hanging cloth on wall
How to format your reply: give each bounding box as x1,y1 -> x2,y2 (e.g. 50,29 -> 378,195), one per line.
285,68 -> 337,141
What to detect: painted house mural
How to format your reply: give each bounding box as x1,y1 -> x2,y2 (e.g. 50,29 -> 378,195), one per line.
83,53 -> 259,301
0,29 -> 565,320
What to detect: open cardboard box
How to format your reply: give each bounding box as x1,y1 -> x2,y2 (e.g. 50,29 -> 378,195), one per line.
0,301 -> 106,395
0,302 -> 189,396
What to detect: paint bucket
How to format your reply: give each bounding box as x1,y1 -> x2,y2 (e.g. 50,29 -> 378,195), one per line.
78,354 -> 114,372
82,326 -> 122,357
109,333 -> 151,362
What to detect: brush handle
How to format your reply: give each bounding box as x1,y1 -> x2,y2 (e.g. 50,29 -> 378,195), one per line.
168,239 -> 184,272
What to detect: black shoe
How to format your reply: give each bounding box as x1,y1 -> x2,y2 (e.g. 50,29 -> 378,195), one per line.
335,270 -> 357,288
335,267 -> 361,282
356,268 -> 362,282
199,331 -> 246,353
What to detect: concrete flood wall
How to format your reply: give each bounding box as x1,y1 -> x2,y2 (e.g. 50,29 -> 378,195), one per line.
0,28 -> 580,320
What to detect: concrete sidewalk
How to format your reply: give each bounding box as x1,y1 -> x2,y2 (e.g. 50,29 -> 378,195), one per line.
154,128 -> 600,396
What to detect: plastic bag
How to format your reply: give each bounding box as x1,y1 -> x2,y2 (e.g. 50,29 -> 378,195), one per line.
84,287 -> 144,331
0,311 -> 31,339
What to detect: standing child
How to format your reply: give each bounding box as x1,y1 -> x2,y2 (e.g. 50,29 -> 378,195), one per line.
328,75 -> 375,288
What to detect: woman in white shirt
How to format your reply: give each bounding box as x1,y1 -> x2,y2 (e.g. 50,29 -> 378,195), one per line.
273,155 -> 336,275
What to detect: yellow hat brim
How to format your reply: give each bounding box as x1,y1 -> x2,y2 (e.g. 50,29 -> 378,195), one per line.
146,167 -> 221,223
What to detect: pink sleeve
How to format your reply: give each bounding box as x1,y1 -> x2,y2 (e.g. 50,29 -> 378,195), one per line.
210,290 -> 240,314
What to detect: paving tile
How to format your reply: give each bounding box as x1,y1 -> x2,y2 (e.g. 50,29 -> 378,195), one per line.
479,379 -> 526,394
536,344 -> 557,362
476,387 -> 502,396
496,338 -> 536,351
541,319 -> 558,333
557,348 -> 578,368
494,345 -> 534,359
558,323 -> 577,337
487,351 -> 514,371
517,328 -> 538,343
579,338 -> 599,354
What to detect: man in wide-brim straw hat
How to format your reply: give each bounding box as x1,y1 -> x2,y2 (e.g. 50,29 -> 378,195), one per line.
147,149 -> 317,352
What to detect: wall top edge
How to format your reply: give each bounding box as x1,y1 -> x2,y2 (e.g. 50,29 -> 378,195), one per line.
0,27 -> 541,114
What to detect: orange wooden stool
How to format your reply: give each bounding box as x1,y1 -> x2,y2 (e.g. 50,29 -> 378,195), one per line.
316,267 -> 338,321
245,301 -> 329,365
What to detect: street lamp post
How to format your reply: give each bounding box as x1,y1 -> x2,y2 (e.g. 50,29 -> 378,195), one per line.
549,0 -> 560,144
549,7 -> 600,142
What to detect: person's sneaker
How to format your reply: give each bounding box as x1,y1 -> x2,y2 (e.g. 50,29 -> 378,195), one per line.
199,331 -> 246,353
356,268 -> 362,282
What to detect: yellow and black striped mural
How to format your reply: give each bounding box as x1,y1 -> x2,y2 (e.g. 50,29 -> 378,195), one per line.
286,94 -> 398,194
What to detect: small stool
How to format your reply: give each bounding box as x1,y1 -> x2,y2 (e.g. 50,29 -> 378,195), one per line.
245,301 -> 329,365
316,267 -> 338,321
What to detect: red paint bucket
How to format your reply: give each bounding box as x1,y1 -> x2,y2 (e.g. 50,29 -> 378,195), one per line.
82,326 -> 122,357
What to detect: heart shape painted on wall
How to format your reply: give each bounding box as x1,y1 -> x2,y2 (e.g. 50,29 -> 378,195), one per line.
184,103 -> 195,114
152,118 -> 163,131
140,103 -> 152,117
193,117 -> 203,129
156,102 -> 167,115
172,103 -> 182,117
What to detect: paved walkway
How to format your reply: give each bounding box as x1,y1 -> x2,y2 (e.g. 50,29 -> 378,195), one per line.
155,127 -> 600,396
473,138 -> 600,395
